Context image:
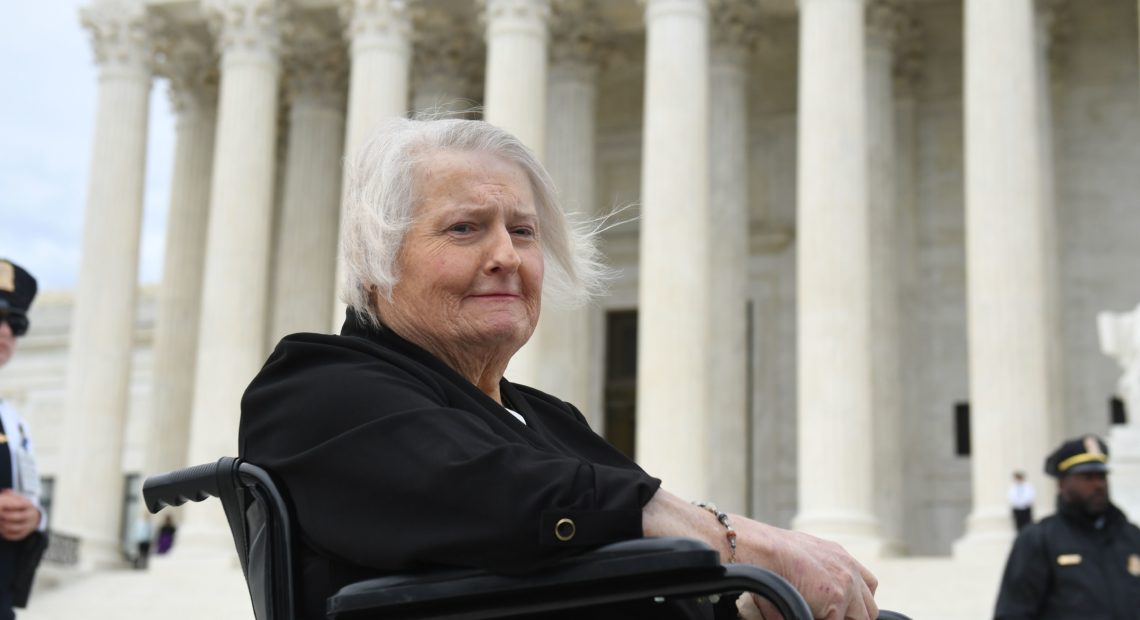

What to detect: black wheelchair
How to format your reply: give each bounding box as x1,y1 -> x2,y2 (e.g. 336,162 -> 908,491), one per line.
143,457 -> 911,620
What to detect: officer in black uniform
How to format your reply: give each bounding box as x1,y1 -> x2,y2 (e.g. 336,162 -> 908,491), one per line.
0,260 -> 46,619
994,434 -> 1140,620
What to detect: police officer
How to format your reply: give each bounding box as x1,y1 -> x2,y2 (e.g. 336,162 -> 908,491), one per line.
994,434 -> 1140,620
0,260 -> 45,618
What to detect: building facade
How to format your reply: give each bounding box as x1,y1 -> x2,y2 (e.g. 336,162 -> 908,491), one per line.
2,0 -> 1139,569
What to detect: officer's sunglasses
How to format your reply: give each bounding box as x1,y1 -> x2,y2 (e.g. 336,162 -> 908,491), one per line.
0,310 -> 29,337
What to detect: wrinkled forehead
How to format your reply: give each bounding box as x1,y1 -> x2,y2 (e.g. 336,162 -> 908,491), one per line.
410,148 -> 537,214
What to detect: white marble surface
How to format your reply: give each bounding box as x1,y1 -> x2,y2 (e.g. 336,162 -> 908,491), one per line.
148,43 -> 216,481
533,53 -> 599,423
958,0 -> 1058,553
634,0 -> 712,502
335,0 -> 414,330
54,0 -> 154,568
270,52 -> 346,342
706,4 -> 754,517
792,0 -> 882,554
183,0 -> 284,557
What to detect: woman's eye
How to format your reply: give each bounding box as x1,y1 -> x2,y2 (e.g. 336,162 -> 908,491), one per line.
449,223 -> 474,234
512,226 -> 535,237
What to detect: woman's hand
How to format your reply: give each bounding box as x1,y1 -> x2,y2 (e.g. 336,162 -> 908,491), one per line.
737,591 -> 784,620
731,517 -> 878,620
643,488 -> 878,620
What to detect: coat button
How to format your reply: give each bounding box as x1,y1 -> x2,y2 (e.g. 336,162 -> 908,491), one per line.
554,518 -> 576,542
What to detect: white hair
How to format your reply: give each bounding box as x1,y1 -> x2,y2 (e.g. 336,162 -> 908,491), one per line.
339,117 -> 611,329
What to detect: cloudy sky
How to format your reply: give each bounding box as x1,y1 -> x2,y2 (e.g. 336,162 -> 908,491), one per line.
1,1 -> 175,292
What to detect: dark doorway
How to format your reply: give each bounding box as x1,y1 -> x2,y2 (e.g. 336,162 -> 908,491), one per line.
604,310 -> 638,459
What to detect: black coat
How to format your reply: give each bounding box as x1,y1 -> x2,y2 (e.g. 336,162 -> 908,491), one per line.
994,499 -> 1140,620
239,312 -> 661,617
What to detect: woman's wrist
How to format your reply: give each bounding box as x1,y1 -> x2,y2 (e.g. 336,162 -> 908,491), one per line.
692,501 -> 738,563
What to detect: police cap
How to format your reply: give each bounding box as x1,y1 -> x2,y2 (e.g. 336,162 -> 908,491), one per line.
0,259 -> 37,313
1044,435 -> 1109,478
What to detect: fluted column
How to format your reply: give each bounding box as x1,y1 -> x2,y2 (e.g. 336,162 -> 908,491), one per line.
270,25 -> 347,341
145,32 -> 219,481
531,0 -> 603,425
956,0 -> 1060,554
334,0 -> 413,329
635,0 -> 711,501
482,0 -> 551,386
866,0 -> 905,554
54,1 -> 154,568
411,9 -> 480,115
340,0 -> 412,155
706,0 -> 756,515
482,0 -> 550,151
179,0 -> 285,557
793,0 -> 883,555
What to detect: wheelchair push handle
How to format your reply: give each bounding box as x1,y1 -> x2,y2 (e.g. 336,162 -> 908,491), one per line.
142,457 -> 236,514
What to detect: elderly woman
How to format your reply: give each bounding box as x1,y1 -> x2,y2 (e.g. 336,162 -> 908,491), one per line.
239,118 -> 877,619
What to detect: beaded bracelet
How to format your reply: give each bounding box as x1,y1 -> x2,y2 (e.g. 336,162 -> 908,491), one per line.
693,501 -> 737,563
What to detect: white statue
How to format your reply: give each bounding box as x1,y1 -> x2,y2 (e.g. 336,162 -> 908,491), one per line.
1098,303 -> 1140,427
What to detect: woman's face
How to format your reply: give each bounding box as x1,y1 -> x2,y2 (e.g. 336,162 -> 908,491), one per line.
378,149 -> 544,358
0,317 -> 15,368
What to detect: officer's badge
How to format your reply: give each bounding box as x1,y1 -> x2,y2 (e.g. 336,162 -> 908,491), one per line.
0,262 -> 13,293
1084,435 -> 1104,456
1056,554 -> 1082,566
1128,554 -> 1140,577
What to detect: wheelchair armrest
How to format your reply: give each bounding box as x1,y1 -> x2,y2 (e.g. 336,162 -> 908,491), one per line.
327,536 -> 819,620
142,457 -> 240,513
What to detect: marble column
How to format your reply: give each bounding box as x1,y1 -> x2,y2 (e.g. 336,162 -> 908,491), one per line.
866,0 -> 905,554
270,26 -> 347,341
532,1 -> 603,426
635,0 -> 711,502
145,32 -> 218,480
956,0 -> 1059,554
482,0 -> 551,387
54,1 -> 154,568
793,0 -> 883,555
706,0 -> 757,515
891,8 -> 924,553
334,0 -> 413,329
1036,0 -> 1065,443
1099,305 -> 1140,526
482,0 -> 551,152
411,9 -> 480,116
340,0 -> 413,156
179,0 -> 285,556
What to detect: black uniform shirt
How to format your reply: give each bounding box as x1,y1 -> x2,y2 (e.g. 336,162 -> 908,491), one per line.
239,311 -> 662,617
994,499 -> 1140,620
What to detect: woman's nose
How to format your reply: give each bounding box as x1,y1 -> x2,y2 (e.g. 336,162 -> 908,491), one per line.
485,227 -> 522,273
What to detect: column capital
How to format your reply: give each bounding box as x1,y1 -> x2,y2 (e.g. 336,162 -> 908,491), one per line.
204,0 -> 286,61
709,0 -> 760,62
892,10 -> 924,96
283,19 -> 348,109
865,0 -> 925,95
154,29 -> 219,116
479,0 -> 551,38
865,0 -> 905,49
549,0 -> 608,69
639,0 -> 710,21
412,8 -> 481,84
339,0 -> 414,53
80,1 -> 160,79
1036,0 -> 1072,72
481,0 -> 552,22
